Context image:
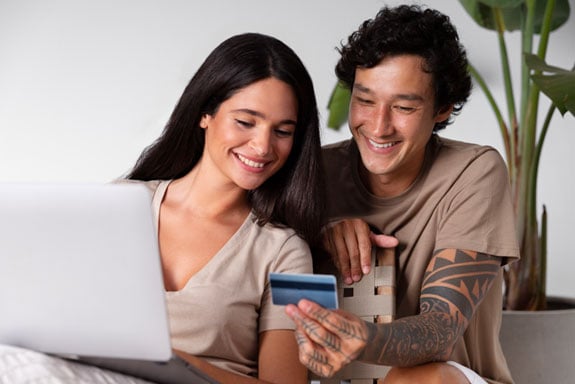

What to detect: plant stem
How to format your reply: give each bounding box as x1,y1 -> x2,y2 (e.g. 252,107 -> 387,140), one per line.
493,7 -> 518,166
518,0 -> 539,258
468,64 -> 511,166
520,0 -> 536,125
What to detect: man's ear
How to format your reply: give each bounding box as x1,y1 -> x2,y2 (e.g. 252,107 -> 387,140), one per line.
435,105 -> 453,122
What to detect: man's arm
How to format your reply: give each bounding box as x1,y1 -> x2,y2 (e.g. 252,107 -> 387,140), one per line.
361,248 -> 501,366
286,248 -> 502,376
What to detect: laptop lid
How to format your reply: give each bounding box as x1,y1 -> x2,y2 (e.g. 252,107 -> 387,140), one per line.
0,182 -> 172,362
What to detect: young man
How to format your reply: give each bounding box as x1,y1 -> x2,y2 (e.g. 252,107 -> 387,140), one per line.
286,5 -> 520,384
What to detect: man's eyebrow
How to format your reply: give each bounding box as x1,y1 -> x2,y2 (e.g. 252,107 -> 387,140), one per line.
232,108 -> 297,125
395,93 -> 424,102
353,83 -> 373,94
353,84 -> 424,102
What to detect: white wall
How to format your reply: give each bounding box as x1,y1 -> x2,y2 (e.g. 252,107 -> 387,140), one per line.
1,0 -> 573,296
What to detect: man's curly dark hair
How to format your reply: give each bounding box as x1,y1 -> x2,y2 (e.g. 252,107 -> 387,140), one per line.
335,4 -> 472,131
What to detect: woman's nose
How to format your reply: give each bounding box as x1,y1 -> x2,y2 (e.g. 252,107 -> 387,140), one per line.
250,129 -> 271,156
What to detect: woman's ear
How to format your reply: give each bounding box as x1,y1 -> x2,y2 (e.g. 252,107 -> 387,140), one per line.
199,114 -> 210,129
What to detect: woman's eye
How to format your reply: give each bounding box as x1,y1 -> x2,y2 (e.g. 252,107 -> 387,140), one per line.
235,119 -> 254,127
275,128 -> 294,137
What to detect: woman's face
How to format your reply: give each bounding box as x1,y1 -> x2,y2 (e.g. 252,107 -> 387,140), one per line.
199,77 -> 298,191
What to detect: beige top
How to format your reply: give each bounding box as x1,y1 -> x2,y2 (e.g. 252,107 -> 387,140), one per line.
139,180 -> 313,377
321,136 -> 520,384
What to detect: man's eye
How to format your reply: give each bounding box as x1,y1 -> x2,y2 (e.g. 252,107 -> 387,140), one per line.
395,106 -> 416,113
355,97 -> 374,105
351,94 -> 374,105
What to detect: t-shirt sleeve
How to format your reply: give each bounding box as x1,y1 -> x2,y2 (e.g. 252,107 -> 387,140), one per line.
435,149 -> 520,264
258,234 -> 313,332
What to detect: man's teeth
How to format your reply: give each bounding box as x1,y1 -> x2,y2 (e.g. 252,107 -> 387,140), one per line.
237,154 -> 265,168
369,139 -> 396,149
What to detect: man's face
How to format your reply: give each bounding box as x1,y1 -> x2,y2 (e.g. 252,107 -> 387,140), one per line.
349,54 -> 452,197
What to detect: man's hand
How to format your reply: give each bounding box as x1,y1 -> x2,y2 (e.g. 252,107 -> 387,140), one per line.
285,299 -> 371,378
322,219 -> 398,284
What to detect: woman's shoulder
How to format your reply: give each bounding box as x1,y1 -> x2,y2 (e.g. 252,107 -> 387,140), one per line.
247,217 -> 311,260
249,217 -> 306,246
111,178 -> 162,190
110,179 -> 170,212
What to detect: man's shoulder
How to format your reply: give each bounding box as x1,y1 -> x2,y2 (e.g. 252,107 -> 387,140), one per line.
322,139 -> 356,170
430,136 -> 510,192
322,139 -> 353,154
434,136 -> 504,166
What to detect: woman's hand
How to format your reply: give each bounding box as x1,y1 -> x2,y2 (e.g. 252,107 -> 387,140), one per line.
285,299 -> 371,378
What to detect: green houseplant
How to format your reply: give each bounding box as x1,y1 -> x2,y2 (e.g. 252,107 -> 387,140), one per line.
326,0 -> 574,311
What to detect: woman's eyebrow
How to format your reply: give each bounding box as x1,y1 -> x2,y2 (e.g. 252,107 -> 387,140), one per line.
232,108 -> 297,125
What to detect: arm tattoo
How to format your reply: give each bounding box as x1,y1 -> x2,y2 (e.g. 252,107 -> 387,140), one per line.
359,249 -> 501,367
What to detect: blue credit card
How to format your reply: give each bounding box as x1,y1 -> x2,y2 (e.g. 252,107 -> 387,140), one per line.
269,273 -> 338,309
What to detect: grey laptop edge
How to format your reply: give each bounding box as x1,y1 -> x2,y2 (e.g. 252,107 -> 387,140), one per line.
0,182 -> 218,384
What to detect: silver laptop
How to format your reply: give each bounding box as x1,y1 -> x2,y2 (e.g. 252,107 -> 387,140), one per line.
0,182 -> 218,384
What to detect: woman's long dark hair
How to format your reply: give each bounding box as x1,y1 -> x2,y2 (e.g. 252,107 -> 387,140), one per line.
127,33 -> 324,246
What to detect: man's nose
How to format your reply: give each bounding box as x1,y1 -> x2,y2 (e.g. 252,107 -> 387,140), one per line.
372,105 -> 393,136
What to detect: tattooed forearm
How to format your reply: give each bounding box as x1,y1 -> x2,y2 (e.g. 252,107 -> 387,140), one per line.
359,311 -> 457,366
359,249 -> 501,367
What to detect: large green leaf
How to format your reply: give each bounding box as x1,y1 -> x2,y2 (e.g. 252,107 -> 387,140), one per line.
476,0 -> 523,6
526,54 -> 575,116
459,0 -> 524,31
533,0 -> 571,31
326,81 -> 351,130
458,0 -> 570,32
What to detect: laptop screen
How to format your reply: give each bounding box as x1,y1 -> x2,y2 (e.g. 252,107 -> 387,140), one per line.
0,182 -> 172,361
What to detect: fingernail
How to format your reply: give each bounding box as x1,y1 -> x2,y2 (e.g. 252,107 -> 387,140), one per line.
362,265 -> 370,274
352,273 -> 361,282
298,299 -> 313,312
285,305 -> 295,316
344,276 -> 353,285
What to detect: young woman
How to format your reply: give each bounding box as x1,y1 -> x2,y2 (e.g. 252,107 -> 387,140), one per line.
125,32 -> 324,383
0,33 -> 324,384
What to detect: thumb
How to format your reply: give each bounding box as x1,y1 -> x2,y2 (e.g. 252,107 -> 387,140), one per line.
370,233 -> 399,248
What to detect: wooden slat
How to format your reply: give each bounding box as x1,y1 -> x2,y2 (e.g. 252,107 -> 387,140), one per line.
313,247 -> 396,384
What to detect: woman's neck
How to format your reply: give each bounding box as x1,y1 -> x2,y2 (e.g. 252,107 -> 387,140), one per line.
165,162 -> 250,220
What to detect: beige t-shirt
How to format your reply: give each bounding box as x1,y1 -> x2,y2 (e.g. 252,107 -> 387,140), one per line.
321,136 -> 520,384
138,180 -> 313,377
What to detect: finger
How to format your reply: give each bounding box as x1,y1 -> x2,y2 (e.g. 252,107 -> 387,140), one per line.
297,300 -> 351,341
341,220 -> 362,282
299,300 -> 369,348
294,328 -> 337,377
295,301 -> 366,376
370,233 -> 399,248
354,222 -> 373,276
331,224 -> 353,284
287,303 -> 331,344
290,309 -> 338,378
